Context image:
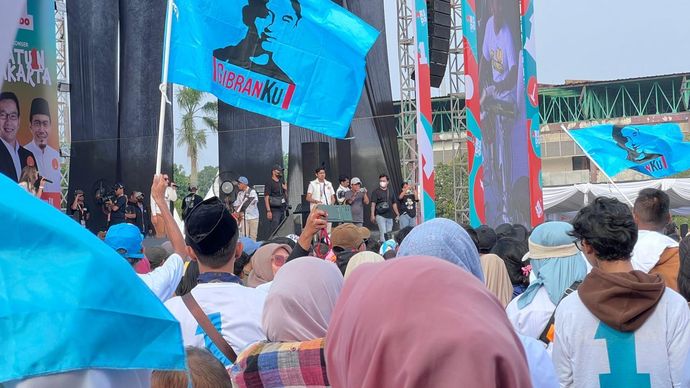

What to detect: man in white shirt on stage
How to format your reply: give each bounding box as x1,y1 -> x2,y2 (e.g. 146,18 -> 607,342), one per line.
23,98 -> 61,196
233,176 -> 259,241
306,166 -> 335,209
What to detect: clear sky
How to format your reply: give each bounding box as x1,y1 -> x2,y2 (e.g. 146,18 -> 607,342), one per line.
175,0 -> 690,171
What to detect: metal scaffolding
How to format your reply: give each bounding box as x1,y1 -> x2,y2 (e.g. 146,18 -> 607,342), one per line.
55,0 -> 71,209
396,0 -> 418,186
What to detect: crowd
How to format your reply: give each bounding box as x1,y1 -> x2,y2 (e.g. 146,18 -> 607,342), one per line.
4,170 -> 690,388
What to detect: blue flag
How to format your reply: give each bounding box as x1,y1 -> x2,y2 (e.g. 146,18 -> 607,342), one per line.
0,174 -> 185,382
167,0 -> 379,139
569,123 -> 690,178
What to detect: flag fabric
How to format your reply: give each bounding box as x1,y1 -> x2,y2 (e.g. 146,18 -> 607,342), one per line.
167,0 -> 379,139
0,174 -> 185,383
569,123 -> 690,178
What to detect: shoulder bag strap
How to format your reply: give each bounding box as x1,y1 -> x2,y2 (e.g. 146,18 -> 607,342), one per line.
538,280 -> 582,345
182,293 -> 238,363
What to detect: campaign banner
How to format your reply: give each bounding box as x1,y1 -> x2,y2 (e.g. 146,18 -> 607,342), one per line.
569,123 -> 690,179
0,0 -> 61,208
462,0 -> 532,227
167,0 -> 379,139
520,0 -> 544,227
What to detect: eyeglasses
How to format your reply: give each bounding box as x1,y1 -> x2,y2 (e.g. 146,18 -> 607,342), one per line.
272,254 -> 287,267
574,239 -> 584,251
0,112 -> 18,121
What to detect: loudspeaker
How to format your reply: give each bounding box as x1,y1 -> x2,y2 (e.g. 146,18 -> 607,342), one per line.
427,0 -> 451,87
301,142 -> 331,193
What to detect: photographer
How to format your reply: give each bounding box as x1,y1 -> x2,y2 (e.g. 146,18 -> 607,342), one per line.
398,181 -> 419,229
344,177 -> 369,227
18,166 -> 47,198
68,189 -> 90,227
336,175 -> 350,205
107,183 -> 127,226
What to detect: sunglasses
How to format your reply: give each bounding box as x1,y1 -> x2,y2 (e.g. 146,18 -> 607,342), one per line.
272,254 -> 288,267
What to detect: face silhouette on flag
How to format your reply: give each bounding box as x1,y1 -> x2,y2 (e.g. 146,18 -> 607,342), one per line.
213,0 -> 302,84
612,125 -> 662,163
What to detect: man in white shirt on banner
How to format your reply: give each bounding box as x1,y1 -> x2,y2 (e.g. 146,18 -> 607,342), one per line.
23,98 -> 61,196
233,176 -> 259,241
306,166 -> 335,209
165,194 -> 266,368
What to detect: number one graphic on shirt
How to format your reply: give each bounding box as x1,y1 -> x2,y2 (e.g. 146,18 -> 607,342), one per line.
594,322 -> 651,388
196,312 -> 232,366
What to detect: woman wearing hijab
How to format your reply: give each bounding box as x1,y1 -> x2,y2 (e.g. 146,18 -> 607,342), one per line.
231,257 -> 343,387
397,218 -> 484,281
505,221 -> 588,340
344,251 -> 384,280
326,257 -> 531,388
480,254 -> 514,307
245,244 -> 291,289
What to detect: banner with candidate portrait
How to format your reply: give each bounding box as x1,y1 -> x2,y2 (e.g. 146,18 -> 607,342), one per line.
569,123 -> 690,179
0,0 -> 60,208
167,0 -> 378,139
463,0 -> 537,228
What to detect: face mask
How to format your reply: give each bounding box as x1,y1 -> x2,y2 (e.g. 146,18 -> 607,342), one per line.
379,181 -> 388,189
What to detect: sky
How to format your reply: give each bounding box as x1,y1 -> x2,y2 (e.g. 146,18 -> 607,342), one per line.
174,0 -> 690,172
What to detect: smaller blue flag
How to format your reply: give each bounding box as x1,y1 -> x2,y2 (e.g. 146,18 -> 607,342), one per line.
0,174 -> 185,382
167,0 -> 379,139
569,123 -> 690,178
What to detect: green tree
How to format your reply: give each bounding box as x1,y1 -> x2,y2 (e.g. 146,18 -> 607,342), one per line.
173,163 -> 190,215
434,163 -> 456,220
197,165 -> 219,197
176,86 -> 218,187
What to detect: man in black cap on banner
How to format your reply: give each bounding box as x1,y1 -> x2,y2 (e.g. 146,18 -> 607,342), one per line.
264,163 -> 288,233
164,193 -> 266,368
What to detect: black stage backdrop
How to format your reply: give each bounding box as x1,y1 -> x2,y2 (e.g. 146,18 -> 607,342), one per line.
67,0 -> 173,233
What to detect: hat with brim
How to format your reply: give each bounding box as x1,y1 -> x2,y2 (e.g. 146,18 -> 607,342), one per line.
331,223 -> 371,250
104,223 -> 145,259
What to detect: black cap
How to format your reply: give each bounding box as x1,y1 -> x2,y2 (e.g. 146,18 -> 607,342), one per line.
184,197 -> 238,255
30,97 -> 50,120
495,223 -> 513,239
476,225 -> 497,254
113,182 -> 125,190
272,164 -> 284,171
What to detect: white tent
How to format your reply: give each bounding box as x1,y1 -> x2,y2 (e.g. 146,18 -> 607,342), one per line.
544,178 -> 690,219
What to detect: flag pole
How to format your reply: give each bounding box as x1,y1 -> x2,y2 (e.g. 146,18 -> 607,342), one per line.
156,0 -> 174,175
561,125 -> 634,207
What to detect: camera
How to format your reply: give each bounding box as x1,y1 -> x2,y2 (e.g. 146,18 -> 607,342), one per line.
360,187 -> 367,193
95,186 -> 116,206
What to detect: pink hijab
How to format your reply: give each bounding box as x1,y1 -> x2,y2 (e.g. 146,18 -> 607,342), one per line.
325,256 -> 531,388
262,257 -> 343,342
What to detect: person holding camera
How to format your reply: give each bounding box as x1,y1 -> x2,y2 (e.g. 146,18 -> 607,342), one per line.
399,181 -> 419,229
370,174 -> 399,243
233,176 -> 260,241
108,183 -> 127,226
18,165 -> 47,198
69,189 -> 90,227
336,176 -> 350,205
344,177 -> 370,227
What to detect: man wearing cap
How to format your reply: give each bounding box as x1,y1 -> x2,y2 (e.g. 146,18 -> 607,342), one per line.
0,92 -> 35,182
68,189 -> 90,228
182,185 -> 204,220
164,194 -> 266,368
264,164 -> 287,233
125,191 -> 149,235
107,183 -> 128,226
233,176 -> 260,241
104,222 -> 185,301
344,177 -> 369,227
23,97 -> 61,194
331,223 -> 370,275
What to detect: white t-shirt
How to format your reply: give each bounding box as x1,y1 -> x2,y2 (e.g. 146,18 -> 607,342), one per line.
150,187 -> 178,215
137,253 -> 184,301
23,142 -> 61,193
553,289 -> 690,388
307,179 -> 335,206
335,185 -> 350,205
506,286 -> 556,340
164,282 -> 267,367
233,188 -> 259,220
631,230 -> 679,273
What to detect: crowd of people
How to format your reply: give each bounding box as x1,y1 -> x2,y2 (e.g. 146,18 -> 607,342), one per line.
5,170 -> 690,387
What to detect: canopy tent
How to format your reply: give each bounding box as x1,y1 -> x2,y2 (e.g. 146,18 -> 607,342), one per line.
544,178 -> 690,219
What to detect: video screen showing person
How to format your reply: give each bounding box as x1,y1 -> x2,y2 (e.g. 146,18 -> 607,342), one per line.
477,0 -> 529,227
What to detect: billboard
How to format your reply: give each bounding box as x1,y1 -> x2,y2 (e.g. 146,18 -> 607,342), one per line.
0,0 -> 60,208
462,0 -> 541,227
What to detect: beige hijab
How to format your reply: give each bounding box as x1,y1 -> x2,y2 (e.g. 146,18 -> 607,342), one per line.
480,254 -> 513,307
344,251 -> 384,280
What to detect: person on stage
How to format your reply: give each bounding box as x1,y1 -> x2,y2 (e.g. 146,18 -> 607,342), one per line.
234,176 -> 260,241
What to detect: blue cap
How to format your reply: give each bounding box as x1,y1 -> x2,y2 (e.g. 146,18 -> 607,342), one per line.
238,176 -> 249,185
240,237 -> 261,256
105,223 -> 145,259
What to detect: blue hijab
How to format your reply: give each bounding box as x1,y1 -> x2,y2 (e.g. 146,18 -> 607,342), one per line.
397,218 -> 484,281
517,222 -> 587,309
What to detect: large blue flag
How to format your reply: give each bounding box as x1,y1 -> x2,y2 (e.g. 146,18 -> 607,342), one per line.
167,0 -> 379,139
0,174 -> 185,382
569,123 -> 690,178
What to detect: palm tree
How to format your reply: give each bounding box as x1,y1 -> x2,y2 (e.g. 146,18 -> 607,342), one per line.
176,86 -> 218,186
